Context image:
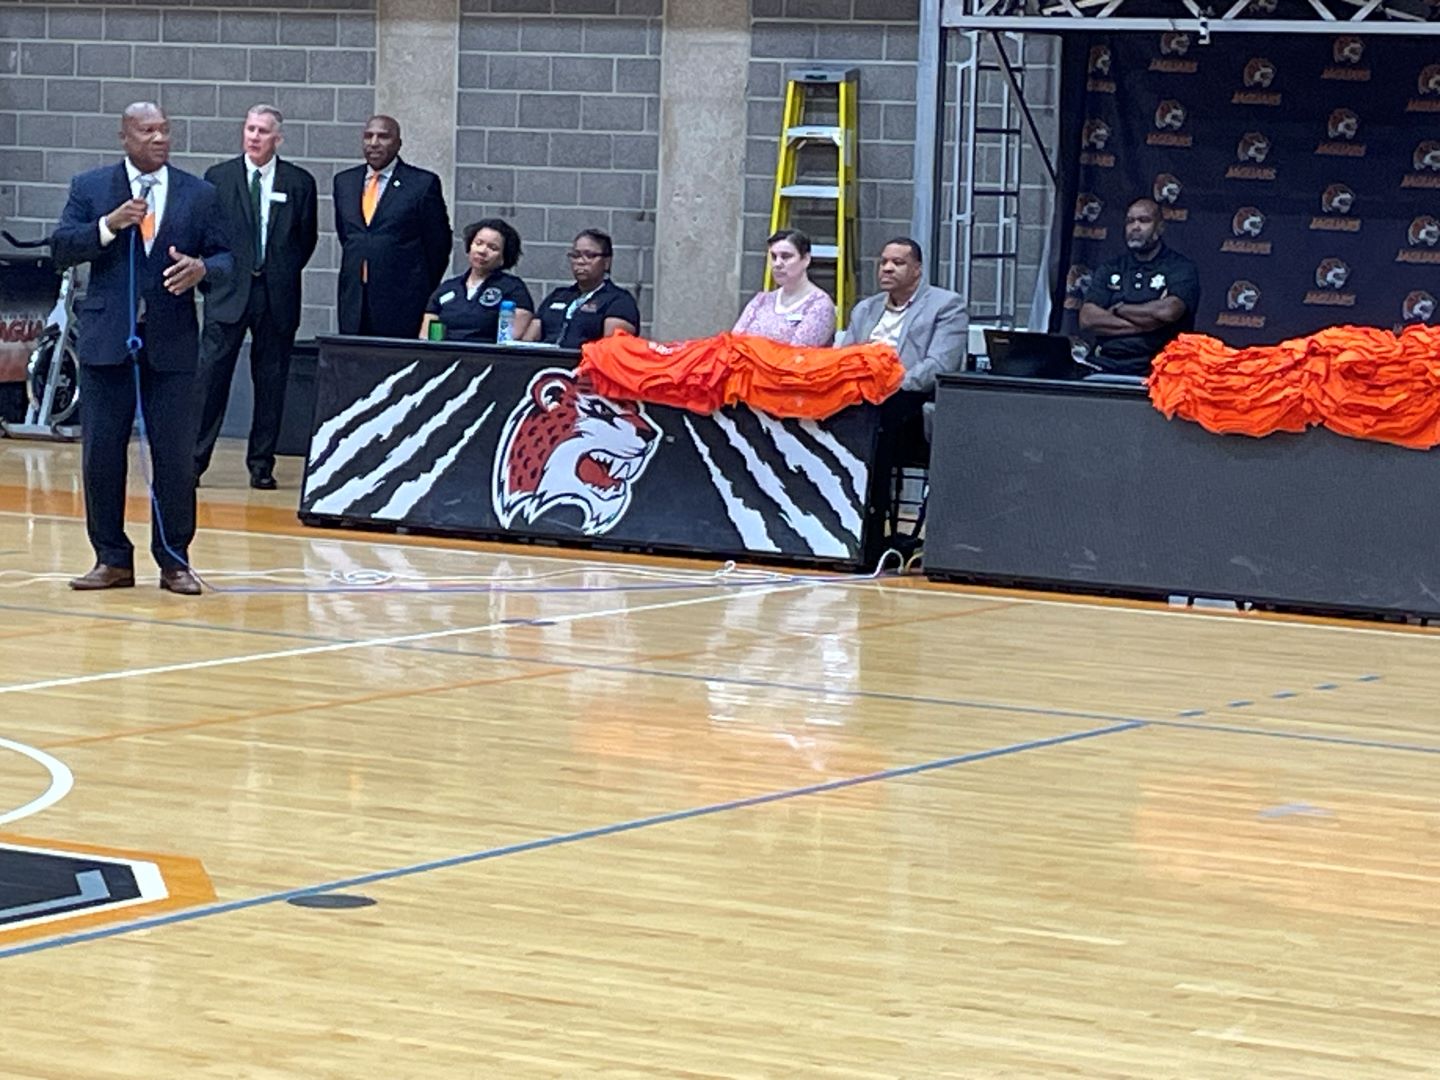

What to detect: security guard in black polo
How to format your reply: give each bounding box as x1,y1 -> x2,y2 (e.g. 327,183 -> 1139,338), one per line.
524,228 -> 641,348
420,218 -> 534,344
1079,197 -> 1200,376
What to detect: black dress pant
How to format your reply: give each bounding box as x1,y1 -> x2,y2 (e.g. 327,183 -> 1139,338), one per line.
78,350 -> 198,572
195,273 -> 295,478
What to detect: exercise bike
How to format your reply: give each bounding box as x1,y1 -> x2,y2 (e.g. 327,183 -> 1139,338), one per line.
1,230 -> 81,441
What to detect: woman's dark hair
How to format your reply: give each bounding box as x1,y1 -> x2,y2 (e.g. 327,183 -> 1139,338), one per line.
573,228 -> 614,259
463,218 -> 522,270
767,229 -> 812,258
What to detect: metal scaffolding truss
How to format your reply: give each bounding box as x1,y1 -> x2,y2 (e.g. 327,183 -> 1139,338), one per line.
942,0 -> 1440,33
914,0 -> 1440,328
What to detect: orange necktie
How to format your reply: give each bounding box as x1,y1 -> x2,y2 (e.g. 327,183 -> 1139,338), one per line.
362,172 -> 380,225
140,210 -> 155,244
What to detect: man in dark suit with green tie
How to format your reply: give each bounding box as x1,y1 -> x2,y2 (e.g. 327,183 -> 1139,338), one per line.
195,104 -> 319,489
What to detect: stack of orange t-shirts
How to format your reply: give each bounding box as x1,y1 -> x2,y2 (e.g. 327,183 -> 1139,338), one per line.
1150,325 -> 1440,449
1150,332 -> 1319,436
724,334 -> 903,419
580,331 -> 904,420
1308,325 -> 1440,449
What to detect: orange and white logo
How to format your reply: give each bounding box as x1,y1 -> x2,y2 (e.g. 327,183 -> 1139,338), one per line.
1082,118 -> 1112,150
1232,207 -> 1266,238
1415,141 -> 1440,171
1160,32 -> 1191,56
1154,173 -> 1182,204
1410,216 -> 1440,247
1315,258 -> 1351,289
1321,184 -> 1355,214
1243,57 -> 1276,88
1074,193 -> 1104,223
1420,65 -> 1440,95
1227,280 -> 1261,311
1088,45 -> 1112,76
1154,100 -> 1186,131
1236,132 -> 1271,163
1333,37 -> 1365,65
1403,291 -> 1436,322
1327,108 -> 1360,140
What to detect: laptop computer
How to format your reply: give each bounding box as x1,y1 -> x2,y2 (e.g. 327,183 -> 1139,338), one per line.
982,329 -> 1081,380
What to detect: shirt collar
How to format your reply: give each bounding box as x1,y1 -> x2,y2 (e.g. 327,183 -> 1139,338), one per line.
366,161 -> 396,184
125,159 -> 166,188
246,155 -> 277,182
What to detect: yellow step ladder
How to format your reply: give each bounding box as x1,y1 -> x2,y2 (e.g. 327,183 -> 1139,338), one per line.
766,67 -> 860,330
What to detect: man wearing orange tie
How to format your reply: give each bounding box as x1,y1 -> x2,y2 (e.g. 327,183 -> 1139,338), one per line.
332,115 -> 452,338
51,102 -> 232,595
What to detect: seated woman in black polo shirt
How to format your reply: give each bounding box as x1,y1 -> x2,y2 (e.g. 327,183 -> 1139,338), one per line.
521,228 -> 640,348
419,218 -> 535,344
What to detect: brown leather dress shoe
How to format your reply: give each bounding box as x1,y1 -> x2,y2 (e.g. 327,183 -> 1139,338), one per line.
70,563 -> 136,590
159,567 -> 203,595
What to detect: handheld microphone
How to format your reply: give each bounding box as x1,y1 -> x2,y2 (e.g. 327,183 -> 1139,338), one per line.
136,174 -> 159,200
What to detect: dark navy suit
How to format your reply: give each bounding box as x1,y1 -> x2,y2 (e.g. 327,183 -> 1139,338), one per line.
51,161 -> 232,571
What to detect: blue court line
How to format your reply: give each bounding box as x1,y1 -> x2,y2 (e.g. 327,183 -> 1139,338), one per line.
4,603 -> 1433,756
0,720 -> 1144,961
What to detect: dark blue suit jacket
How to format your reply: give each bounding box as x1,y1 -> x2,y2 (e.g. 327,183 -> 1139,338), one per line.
51,161 -> 233,372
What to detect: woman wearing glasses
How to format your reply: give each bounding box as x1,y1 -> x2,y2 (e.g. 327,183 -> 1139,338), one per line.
733,229 -> 836,347
419,218 -> 534,343
522,229 -> 641,347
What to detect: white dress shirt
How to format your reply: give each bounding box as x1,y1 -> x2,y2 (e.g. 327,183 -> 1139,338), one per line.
99,160 -> 168,254
364,163 -> 395,213
247,154 -> 278,257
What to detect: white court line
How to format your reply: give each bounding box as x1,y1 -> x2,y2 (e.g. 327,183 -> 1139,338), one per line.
0,737 -> 74,826
4,508 -> 1432,640
843,580 -> 1440,640
0,581 -> 816,699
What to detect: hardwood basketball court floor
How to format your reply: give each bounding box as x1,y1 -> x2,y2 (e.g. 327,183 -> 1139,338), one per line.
0,440 -> 1437,1078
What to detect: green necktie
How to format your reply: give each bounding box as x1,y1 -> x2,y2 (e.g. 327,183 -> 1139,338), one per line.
249,168 -> 264,268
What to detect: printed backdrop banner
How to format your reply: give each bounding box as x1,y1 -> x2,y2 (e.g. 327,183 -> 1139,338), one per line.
300,339 -> 886,568
1053,32 -> 1440,346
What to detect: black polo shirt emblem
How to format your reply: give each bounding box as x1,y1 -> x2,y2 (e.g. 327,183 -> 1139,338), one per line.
1150,273 -> 1167,289
479,287 -> 503,307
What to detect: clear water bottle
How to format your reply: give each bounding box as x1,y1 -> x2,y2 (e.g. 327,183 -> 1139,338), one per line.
496,300 -> 516,345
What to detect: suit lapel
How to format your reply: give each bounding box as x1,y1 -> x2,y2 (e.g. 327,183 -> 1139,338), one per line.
892,284 -> 927,355
264,161 -> 291,260
235,158 -> 258,232
151,167 -> 182,260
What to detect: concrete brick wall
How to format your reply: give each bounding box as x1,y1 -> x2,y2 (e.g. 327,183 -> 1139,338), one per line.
456,0 -> 663,328
745,0 -> 921,318
0,1 -> 377,337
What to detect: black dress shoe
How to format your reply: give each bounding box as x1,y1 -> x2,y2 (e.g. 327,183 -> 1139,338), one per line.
159,567 -> 203,595
249,471 -> 277,490
70,563 -> 136,590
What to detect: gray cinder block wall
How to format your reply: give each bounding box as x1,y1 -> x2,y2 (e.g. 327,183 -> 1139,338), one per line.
455,0 -> 664,329
0,1 -> 378,339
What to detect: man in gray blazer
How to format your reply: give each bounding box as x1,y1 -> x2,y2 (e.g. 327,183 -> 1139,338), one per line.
839,237 -> 967,393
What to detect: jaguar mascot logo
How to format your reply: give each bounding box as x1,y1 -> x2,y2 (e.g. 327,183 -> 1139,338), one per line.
1232,207 -> 1265,237
1421,65 -> 1440,96
492,369 -> 662,536
1066,265 -> 1093,298
1087,45 -> 1112,76
1074,193 -> 1104,223
1415,141 -> 1440,171
1154,173 -> 1182,204
1404,290 -> 1437,322
1227,280 -> 1261,312
1315,258 -> 1351,289
1081,118 -> 1112,150
1333,36 -> 1365,65
1409,215 -> 1440,247
1237,131 -> 1271,163
1160,32 -> 1191,56
1154,100 -> 1187,131
1243,57 -> 1277,88
1327,108 -> 1360,140
1321,183 -> 1355,214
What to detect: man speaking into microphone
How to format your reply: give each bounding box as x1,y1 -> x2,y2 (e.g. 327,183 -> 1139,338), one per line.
51,102 -> 232,596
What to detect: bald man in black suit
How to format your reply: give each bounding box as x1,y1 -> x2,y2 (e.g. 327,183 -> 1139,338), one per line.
332,115 -> 452,338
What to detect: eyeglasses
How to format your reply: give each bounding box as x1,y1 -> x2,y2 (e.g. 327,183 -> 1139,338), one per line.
567,250 -> 606,261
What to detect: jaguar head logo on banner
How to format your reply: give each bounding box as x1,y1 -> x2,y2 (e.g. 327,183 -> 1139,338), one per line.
1088,45 -> 1112,76
1327,108 -> 1360,140
1321,184 -> 1355,214
1154,100 -> 1186,131
1315,258 -> 1351,289
492,368 -> 662,537
1082,118 -> 1112,150
1232,208 -> 1265,238
1416,141 -> 1440,171
1243,58 -> 1276,88
1404,291 -> 1437,322
1064,265 -> 1093,310
1154,173 -> 1182,204
1228,281 -> 1262,311
1160,32 -> 1190,56
1237,132 -> 1271,163
1410,216 -> 1440,247
1411,64 -> 1440,112
1324,36 -> 1371,81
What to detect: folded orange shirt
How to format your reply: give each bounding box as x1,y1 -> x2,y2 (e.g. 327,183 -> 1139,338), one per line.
581,331 -> 904,420
1150,325 -> 1440,450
